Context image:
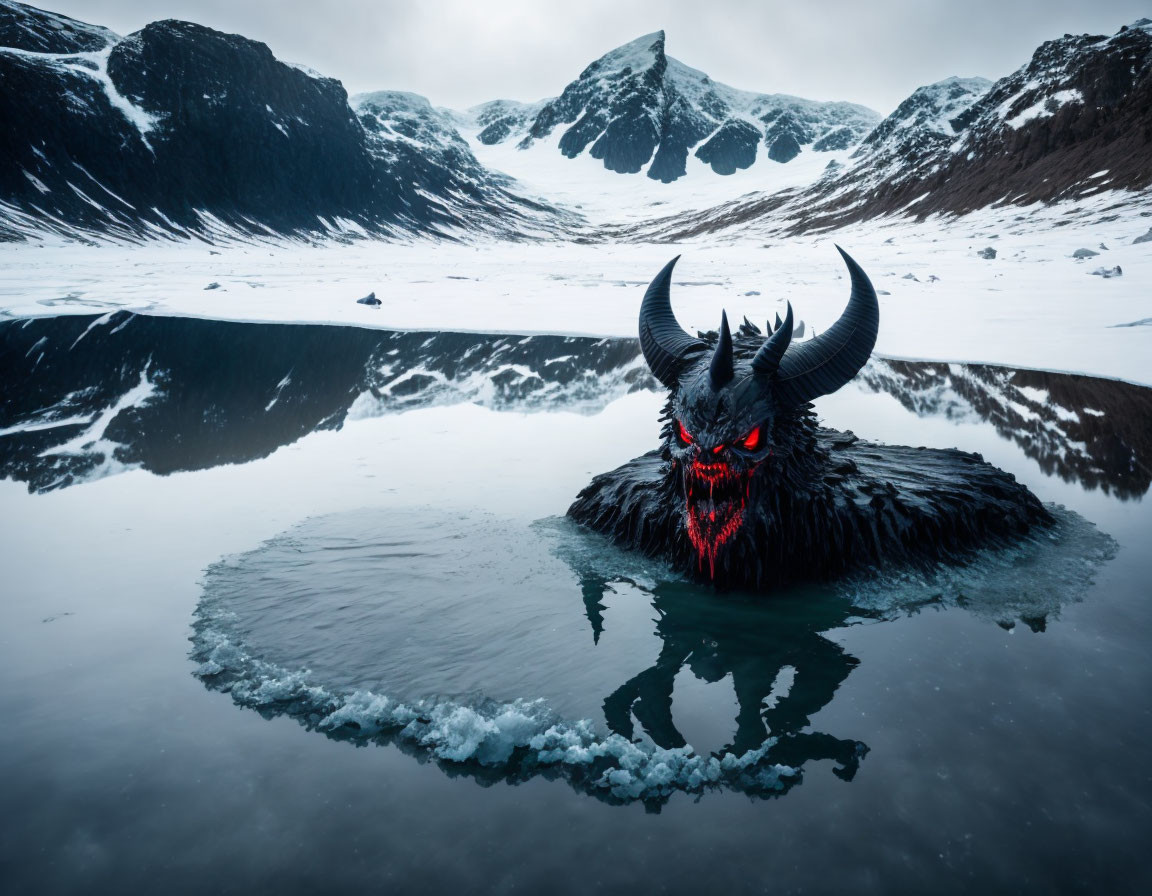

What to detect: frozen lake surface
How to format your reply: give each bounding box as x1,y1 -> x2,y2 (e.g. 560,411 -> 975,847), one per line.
2,314 -> 1151,893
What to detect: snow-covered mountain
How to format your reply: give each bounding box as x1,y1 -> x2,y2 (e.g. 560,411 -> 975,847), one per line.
0,1 -> 566,242
651,19 -> 1152,237
802,20 -> 1152,227
851,76 -> 993,169
350,90 -> 562,233
2,2 -> 1148,244
453,99 -> 549,146
452,31 -> 881,183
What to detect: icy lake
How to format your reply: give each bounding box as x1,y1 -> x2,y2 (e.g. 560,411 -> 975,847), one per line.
2,313 -> 1151,893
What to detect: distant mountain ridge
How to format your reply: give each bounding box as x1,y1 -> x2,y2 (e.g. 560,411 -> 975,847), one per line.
454,31 -> 881,183
798,19 -> 1152,227
1,1 -> 1148,243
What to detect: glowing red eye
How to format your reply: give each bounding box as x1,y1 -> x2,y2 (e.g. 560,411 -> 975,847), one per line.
677,420 -> 694,445
741,426 -> 762,451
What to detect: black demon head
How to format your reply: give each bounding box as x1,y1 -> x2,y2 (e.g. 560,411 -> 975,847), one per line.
638,247 -> 879,576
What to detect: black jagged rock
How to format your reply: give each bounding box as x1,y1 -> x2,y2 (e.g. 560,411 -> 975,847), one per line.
695,119 -> 760,175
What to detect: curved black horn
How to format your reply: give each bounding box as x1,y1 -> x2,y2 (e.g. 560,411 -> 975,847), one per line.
752,302 -> 793,378
773,247 -> 879,406
638,256 -> 706,389
709,311 -> 734,389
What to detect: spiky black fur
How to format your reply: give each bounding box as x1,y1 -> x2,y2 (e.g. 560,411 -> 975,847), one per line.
569,304 -> 1051,590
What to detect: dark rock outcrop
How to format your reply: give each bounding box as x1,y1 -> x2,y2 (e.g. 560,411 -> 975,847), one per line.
811,126 -> 856,151
695,119 -> 759,174
767,132 -> 802,163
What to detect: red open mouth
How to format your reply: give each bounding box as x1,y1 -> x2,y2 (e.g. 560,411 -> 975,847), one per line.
684,459 -> 750,578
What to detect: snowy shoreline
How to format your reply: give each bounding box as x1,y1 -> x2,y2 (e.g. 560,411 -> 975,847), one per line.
3,196 -> 1150,386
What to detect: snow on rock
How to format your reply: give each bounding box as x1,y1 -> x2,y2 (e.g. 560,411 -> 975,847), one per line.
0,0 -> 117,53
1003,88 -> 1082,129
450,98 -> 550,145
74,46 -> 163,148
862,75 -> 992,158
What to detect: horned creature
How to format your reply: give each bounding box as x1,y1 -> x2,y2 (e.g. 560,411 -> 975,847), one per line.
567,249 -> 1050,590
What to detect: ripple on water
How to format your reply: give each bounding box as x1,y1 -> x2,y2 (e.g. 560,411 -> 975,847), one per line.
191,506 -> 1114,806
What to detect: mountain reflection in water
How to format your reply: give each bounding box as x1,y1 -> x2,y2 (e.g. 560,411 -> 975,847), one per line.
2,312 -> 1150,497
862,359 -> 1152,499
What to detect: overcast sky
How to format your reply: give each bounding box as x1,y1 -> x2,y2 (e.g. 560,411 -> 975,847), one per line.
48,0 -> 1150,113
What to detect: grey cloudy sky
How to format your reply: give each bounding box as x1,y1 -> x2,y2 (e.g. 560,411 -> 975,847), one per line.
49,0 -> 1150,113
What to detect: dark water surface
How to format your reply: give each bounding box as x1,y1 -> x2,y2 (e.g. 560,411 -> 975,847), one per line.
2,314 -> 1151,894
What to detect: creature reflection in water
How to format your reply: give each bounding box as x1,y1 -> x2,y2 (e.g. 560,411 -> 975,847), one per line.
586,576 -> 867,780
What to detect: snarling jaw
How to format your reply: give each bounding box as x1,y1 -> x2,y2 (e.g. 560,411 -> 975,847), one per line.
637,247 -> 879,583
669,358 -> 777,576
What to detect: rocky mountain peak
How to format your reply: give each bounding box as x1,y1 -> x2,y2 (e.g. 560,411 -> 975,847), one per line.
579,29 -> 665,79
463,30 -> 879,182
